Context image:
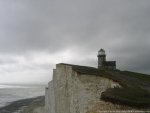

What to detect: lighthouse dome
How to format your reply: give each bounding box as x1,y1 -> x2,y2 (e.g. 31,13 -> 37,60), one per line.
98,49 -> 106,55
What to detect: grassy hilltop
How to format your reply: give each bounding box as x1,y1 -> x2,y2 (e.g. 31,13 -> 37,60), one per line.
63,64 -> 150,108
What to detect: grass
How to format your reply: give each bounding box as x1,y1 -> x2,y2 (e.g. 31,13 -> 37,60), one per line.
64,64 -> 150,108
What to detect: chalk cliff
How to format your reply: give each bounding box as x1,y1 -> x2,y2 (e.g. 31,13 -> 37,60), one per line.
45,63 -> 150,113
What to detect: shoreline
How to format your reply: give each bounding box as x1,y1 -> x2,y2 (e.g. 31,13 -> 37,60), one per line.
0,96 -> 45,113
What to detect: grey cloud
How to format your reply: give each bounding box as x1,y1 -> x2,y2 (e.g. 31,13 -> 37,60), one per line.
0,58 -> 18,65
0,0 -> 150,84
1,0 -> 149,53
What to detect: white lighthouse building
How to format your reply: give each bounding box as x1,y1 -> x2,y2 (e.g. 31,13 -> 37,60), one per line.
97,49 -> 116,70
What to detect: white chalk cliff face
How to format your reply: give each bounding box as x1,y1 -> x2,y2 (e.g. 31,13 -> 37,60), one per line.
45,64 -> 143,113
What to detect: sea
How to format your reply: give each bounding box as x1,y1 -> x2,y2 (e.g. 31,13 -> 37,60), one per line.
0,84 -> 45,108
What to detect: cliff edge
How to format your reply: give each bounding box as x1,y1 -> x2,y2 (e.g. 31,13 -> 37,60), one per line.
45,63 -> 150,113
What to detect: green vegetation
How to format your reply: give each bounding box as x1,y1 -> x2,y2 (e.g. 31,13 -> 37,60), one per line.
70,64 -> 150,108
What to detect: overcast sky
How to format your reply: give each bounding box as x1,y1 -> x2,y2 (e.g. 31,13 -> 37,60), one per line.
0,0 -> 150,84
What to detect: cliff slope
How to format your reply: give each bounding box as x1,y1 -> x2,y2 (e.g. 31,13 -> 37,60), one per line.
45,63 -> 150,113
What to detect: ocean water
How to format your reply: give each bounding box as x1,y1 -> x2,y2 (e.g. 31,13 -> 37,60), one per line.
0,84 -> 45,108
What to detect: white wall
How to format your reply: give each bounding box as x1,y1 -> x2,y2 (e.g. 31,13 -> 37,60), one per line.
45,64 -> 146,113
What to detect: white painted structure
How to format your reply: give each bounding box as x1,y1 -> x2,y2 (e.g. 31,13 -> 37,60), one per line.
97,49 -> 116,69
98,49 -> 106,56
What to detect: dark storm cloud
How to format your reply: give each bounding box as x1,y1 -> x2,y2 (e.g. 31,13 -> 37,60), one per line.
0,0 -> 150,84
1,0 -> 150,53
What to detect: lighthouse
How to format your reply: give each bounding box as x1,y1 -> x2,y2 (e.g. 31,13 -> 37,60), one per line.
97,49 -> 106,68
97,49 -> 116,69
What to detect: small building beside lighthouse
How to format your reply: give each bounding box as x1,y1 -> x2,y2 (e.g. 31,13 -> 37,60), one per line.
97,49 -> 116,70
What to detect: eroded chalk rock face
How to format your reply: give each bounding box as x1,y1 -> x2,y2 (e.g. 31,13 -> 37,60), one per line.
45,64 -> 147,113
45,73 -> 55,113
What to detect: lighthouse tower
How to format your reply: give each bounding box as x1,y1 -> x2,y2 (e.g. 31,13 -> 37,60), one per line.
97,49 -> 106,68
